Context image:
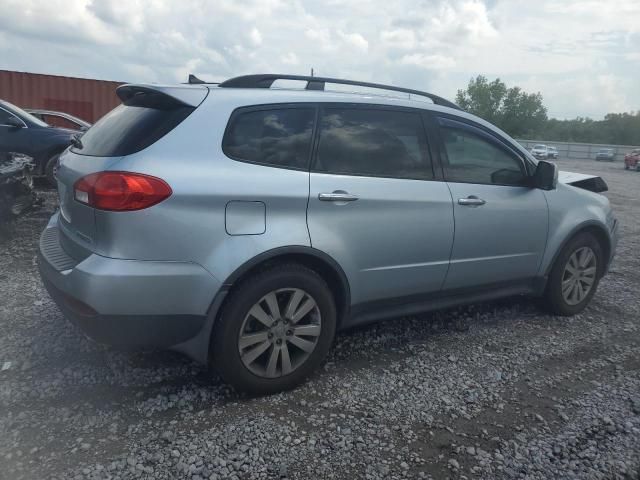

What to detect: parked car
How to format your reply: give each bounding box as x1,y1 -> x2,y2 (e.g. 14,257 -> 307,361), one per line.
25,109 -> 91,132
624,149 -> 640,171
38,74 -> 619,394
0,99 -> 75,186
595,148 -> 615,162
531,144 -> 550,159
0,152 -> 37,223
547,146 -> 559,159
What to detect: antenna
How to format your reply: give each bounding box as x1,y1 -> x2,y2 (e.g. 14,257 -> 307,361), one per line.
188,74 -> 205,84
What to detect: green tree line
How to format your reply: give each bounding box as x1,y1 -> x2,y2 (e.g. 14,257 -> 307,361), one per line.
456,76 -> 640,145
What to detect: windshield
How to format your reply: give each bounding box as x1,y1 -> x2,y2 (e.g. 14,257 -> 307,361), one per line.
599,149 -> 612,153
533,145 -> 545,149
0,100 -> 49,128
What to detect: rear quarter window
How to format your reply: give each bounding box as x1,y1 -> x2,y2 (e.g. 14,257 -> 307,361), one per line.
222,107 -> 316,170
71,94 -> 194,157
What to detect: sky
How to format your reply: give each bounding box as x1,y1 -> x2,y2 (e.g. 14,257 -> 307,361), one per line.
0,0 -> 638,119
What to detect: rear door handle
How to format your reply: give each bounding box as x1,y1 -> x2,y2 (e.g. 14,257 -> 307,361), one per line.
458,195 -> 486,206
318,192 -> 359,202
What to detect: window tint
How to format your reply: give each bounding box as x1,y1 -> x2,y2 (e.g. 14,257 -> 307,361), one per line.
72,96 -> 194,157
223,108 -> 315,169
439,119 -> 526,186
315,108 -> 432,179
0,108 -> 13,125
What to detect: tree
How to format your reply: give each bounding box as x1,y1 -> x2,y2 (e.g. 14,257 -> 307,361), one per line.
456,76 -> 548,138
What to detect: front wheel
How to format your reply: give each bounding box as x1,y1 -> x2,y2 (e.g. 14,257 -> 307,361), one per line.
544,233 -> 603,316
211,264 -> 336,394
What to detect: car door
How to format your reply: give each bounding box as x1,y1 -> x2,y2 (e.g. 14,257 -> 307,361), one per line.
0,106 -> 30,155
307,104 -> 454,307
433,116 -> 548,290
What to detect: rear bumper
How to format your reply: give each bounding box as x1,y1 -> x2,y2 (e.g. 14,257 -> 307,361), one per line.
38,213 -> 222,356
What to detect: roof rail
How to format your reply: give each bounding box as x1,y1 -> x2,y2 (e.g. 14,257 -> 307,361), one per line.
217,74 -> 461,110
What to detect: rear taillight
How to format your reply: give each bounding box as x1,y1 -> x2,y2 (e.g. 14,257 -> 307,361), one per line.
74,172 -> 172,211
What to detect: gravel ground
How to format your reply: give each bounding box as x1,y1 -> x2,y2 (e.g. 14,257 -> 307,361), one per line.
0,159 -> 639,480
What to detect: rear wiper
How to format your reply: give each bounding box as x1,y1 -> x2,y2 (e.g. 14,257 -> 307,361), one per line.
70,134 -> 83,150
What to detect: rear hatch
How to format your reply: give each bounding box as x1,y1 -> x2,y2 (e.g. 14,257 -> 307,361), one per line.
55,84 -> 208,257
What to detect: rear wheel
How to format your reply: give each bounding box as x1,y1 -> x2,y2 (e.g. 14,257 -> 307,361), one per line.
211,264 -> 336,394
544,233 -> 603,316
45,154 -> 60,187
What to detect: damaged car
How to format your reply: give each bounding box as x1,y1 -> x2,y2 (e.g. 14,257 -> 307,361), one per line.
0,152 -> 37,223
38,74 -> 619,394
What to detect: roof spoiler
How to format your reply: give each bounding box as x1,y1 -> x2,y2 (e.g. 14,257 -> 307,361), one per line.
116,84 -> 208,108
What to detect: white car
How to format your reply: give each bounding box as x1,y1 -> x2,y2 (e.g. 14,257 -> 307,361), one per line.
531,144 -> 549,159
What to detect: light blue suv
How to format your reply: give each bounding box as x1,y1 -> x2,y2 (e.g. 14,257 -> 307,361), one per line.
38,74 -> 619,393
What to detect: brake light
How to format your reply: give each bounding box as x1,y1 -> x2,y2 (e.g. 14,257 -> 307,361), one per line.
74,172 -> 172,211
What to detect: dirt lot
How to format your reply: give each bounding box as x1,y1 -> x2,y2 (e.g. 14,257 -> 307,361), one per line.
0,159 -> 639,480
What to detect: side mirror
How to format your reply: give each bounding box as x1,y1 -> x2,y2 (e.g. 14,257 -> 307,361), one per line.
532,160 -> 558,190
5,116 -> 24,128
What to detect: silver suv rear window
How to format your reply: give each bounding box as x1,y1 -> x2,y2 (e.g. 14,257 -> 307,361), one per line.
71,93 -> 194,157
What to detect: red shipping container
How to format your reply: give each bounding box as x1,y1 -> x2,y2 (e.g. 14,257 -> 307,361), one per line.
0,70 -> 124,123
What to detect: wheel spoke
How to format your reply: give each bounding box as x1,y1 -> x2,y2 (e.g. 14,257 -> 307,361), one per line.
281,344 -> 292,375
290,298 -> 317,324
577,281 -> 585,302
265,345 -> 280,377
293,324 -> 321,337
580,248 -> 594,268
239,331 -> 269,350
242,340 -> 271,365
570,283 -> 580,303
264,292 -> 281,321
288,335 -> 316,352
569,253 -> 580,270
284,290 -> 304,320
248,304 -> 274,328
580,276 -> 594,287
562,279 -> 575,297
582,266 -> 597,277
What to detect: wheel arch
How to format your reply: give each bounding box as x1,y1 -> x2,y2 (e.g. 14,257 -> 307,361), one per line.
221,246 -> 351,327
545,221 -> 611,277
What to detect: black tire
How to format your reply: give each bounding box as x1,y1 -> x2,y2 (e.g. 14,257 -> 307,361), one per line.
211,264 -> 336,394
45,154 -> 60,187
625,165 -> 629,170
543,232 -> 603,316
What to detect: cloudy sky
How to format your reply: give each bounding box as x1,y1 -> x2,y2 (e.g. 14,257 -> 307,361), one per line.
1,0 -> 638,119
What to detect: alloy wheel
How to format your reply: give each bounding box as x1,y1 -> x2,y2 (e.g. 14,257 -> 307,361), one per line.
238,288 -> 322,378
561,246 -> 597,306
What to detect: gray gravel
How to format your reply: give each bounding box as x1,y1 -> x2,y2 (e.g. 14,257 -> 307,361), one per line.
1,159 -> 639,479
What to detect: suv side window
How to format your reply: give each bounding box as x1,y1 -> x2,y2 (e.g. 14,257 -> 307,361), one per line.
223,107 -> 316,170
314,107 -> 433,180
438,117 -> 526,186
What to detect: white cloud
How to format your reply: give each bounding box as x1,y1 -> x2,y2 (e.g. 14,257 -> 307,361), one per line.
248,27 -> 262,46
281,52 -> 299,65
0,0 -> 638,118
381,29 -> 417,49
337,31 -> 369,52
400,53 -> 456,70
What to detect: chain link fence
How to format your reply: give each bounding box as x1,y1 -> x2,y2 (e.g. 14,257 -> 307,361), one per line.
516,139 -> 639,162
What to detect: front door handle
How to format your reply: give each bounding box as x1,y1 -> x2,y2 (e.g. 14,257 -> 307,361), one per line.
318,191 -> 359,202
458,195 -> 486,206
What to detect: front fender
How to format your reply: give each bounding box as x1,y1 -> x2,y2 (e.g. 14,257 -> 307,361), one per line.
538,183 -> 613,277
